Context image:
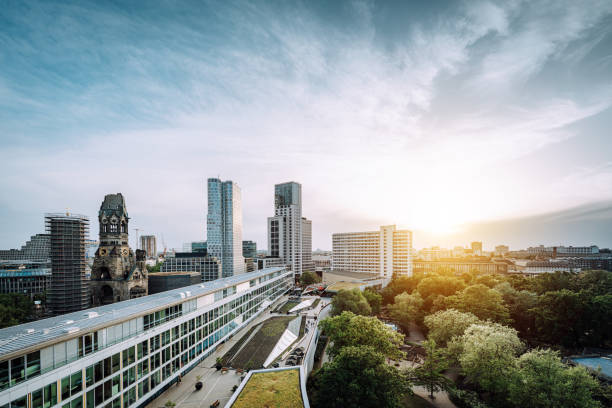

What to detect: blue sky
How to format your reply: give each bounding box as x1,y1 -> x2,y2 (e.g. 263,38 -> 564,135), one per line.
1,0 -> 612,251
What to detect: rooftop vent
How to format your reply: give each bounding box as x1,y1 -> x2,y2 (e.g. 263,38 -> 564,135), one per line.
185,291 -> 191,297
63,320 -> 74,325
64,327 -> 80,334
84,312 -> 99,319
43,329 -> 50,334
178,293 -> 186,299
25,329 -> 35,334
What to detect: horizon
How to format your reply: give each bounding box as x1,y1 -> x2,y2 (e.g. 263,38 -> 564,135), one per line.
2,0 -> 612,251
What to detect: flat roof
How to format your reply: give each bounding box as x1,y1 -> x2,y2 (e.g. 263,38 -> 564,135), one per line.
0,267 -> 287,360
232,368 -> 304,408
325,281 -> 366,292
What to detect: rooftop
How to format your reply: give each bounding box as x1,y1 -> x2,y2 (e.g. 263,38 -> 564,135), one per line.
0,267 -> 287,360
231,368 -> 304,408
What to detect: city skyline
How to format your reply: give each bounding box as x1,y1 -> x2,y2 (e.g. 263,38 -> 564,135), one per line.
2,1 -> 612,251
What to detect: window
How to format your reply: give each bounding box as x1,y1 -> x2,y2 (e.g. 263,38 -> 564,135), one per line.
0,361 -> 8,391
26,351 -> 41,378
10,356 -> 25,386
43,383 -> 57,408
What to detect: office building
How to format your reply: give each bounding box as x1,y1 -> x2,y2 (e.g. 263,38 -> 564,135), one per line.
160,252 -> 221,283
301,218 -> 313,272
242,241 -> 257,259
207,178 -> 245,277
191,242 -> 206,253
419,247 -> 452,260
494,245 -> 509,256
0,267 -> 293,408
0,261 -> 51,297
0,234 -> 50,263
471,242 -> 483,256
139,236 -> 157,259
90,194 -> 148,306
527,245 -> 599,257
267,182 -> 308,276
332,225 -> 413,278
148,272 -> 202,294
413,259 -> 509,275
46,213 -> 90,315
256,257 -> 287,270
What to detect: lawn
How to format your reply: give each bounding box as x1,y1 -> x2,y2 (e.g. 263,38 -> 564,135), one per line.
220,324 -> 258,366
276,300 -> 300,314
325,281 -> 365,292
230,316 -> 296,369
232,369 -> 303,408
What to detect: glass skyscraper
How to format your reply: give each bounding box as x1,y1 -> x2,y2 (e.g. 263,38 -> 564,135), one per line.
206,178 -> 245,277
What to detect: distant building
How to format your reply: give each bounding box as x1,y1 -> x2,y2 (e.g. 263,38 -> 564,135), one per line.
471,241 -> 483,256
313,254 -> 331,273
494,245 -> 509,256
413,259 -> 508,275
332,225 -> 413,278
207,178 -> 245,277
524,260 -> 578,274
182,242 -> 192,253
302,217 -> 313,272
148,272 -> 202,294
256,257 -> 287,270
527,245 -> 599,257
140,235 -> 157,258
452,246 -> 465,257
242,240 -> 257,258
268,182 -> 304,276
0,261 -> 51,297
90,193 -> 148,306
46,212 -> 90,315
160,251 -> 221,282
419,247 -> 452,260
244,257 -> 256,273
191,241 -> 207,252
0,233 -> 50,262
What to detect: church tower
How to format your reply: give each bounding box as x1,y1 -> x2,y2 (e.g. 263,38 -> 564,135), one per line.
90,193 -> 148,305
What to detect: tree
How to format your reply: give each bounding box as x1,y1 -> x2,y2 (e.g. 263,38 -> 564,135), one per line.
416,276 -> 466,312
146,262 -> 162,273
300,271 -> 321,286
508,349 -> 601,408
388,291 -> 424,330
0,293 -> 33,328
458,323 -> 523,395
571,270 -> 612,296
309,346 -> 410,408
473,274 -> 503,288
532,289 -> 586,348
381,275 -> 421,305
424,309 -> 480,347
443,284 -> 511,323
330,289 -> 372,316
406,340 -> 453,399
320,311 -> 404,359
494,282 -> 538,337
363,288 -> 382,315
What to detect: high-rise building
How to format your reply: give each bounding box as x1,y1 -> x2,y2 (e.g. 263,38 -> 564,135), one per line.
0,233 -> 50,262
46,213 -> 90,314
471,241 -> 483,256
90,194 -> 148,306
332,225 -> 413,278
207,178 -> 245,277
140,235 -> 157,258
301,217 -> 313,272
267,182 -> 305,276
242,240 -> 257,259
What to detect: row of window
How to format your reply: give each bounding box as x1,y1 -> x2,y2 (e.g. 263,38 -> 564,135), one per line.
2,273 -> 293,408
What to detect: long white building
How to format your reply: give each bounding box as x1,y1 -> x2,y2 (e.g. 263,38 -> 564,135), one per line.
0,267 -> 293,408
332,225 -> 413,278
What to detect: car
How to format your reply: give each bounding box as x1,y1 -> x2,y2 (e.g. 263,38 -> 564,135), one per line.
286,361 -> 296,366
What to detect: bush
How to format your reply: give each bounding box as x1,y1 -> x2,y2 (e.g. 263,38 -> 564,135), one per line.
448,388 -> 489,408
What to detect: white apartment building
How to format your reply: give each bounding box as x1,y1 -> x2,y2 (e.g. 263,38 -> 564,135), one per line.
332,225 -> 413,278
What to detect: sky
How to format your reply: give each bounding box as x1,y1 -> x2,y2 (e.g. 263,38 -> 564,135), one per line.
1,0 -> 612,251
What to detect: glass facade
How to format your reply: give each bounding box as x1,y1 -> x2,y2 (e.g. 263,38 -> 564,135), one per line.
206,179 -> 245,277
0,269 -> 292,408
